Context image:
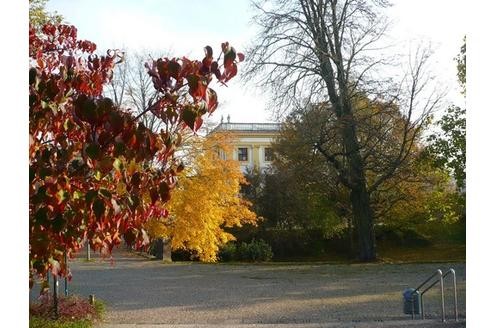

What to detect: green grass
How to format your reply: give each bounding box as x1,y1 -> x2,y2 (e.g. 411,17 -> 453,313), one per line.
377,243 -> 466,263
214,243 -> 465,265
93,299 -> 106,318
29,317 -> 93,328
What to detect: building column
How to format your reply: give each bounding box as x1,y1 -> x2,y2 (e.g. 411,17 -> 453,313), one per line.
259,146 -> 263,168
252,144 -> 260,170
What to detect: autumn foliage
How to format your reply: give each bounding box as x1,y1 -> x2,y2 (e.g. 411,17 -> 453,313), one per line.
30,294 -> 101,322
145,133 -> 258,262
29,22 -> 244,283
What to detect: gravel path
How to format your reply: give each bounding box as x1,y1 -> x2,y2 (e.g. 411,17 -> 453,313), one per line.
30,248 -> 465,326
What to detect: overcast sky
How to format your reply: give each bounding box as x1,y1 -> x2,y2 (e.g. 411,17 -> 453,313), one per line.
46,0 -> 465,124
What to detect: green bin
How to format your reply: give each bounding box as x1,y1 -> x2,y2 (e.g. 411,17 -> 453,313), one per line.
403,288 -> 421,315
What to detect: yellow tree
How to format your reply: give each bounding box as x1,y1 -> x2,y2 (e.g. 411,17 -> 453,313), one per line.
146,132 -> 258,261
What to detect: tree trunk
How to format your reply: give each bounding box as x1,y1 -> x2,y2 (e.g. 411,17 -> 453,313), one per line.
318,44 -> 377,261
350,185 -> 376,261
341,114 -> 376,262
155,237 -> 172,262
347,215 -> 354,259
162,237 -> 172,262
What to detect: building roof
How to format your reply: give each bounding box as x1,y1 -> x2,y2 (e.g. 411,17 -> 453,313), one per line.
210,122 -> 282,134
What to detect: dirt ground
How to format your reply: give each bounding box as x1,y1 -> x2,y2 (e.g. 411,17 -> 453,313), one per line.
30,248 -> 465,325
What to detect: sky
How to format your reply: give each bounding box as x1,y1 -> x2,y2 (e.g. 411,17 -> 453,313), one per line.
45,0 -> 465,125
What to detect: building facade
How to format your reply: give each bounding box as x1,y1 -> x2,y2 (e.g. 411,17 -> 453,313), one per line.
209,122 -> 281,173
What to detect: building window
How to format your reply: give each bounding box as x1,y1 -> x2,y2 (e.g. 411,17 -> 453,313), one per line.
238,147 -> 248,161
264,147 -> 273,162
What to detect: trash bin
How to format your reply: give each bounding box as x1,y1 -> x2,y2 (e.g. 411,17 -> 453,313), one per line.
403,288 -> 421,315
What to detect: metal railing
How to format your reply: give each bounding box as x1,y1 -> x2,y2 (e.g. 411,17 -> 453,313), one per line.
411,268 -> 458,322
439,269 -> 458,321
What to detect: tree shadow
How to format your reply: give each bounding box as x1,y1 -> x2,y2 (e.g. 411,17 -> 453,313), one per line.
31,250 -> 466,324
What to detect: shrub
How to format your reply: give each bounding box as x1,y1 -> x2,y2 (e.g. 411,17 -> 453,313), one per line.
238,239 -> 273,262
218,242 -> 237,262
375,225 -> 431,247
218,240 -> 273,262
30,294 -> 105,327
237,242 -> 250,261
252,228 -> 347,259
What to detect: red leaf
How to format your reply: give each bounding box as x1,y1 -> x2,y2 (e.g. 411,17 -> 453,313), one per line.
181,105 -> 197,131
187,74 -> 207,99
202,46 -> 214,72
224,63 -> 237,82
211,61 -> 219,73
204,45 -> 213,58
206,88 -> 218,113
221,42 -> 229,53
223,47 -> 236,69
194,116 -> 203,131
168,60 -> 181,80
156,59 -> 168,81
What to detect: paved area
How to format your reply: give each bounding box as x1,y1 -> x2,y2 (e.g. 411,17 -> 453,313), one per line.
97,322 -> 466,328
30,248 -> 465,327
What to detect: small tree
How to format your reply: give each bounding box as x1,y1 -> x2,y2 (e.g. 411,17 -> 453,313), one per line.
29,21 -> 244,284
146,132 -> 258,262
427,38 -> 466,192
29,0 -> 63,30
425,38 -> 466,236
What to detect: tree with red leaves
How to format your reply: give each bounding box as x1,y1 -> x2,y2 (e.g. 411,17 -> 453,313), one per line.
29,22 -> 244,286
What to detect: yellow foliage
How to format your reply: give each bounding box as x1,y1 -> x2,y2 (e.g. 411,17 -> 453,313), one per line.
146,132 -> 258,262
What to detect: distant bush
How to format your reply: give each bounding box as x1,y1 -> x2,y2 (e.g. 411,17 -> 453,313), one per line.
375,226 -> 431,247
218,242 -> 237,262
219,239 -> 273,262
238,239 -> 273,262
251,228 -> 349,259
237,242 -> 250,261
417,220 -> 466,244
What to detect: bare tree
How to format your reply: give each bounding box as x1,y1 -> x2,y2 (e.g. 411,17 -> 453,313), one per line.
244,0 -> 441,261
106,50 -> 163,132
106,49 -> 224,170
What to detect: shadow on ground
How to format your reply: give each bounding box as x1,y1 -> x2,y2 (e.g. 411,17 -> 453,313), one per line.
30,248 -> 465,325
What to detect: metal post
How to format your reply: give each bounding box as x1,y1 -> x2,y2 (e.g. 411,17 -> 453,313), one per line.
452,269 -> 458,321
421,296 -> 425,320
64,251 -> 68,297
438,270 -> 445,322
53,274 -> 59,319
86,240 -> 91,261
